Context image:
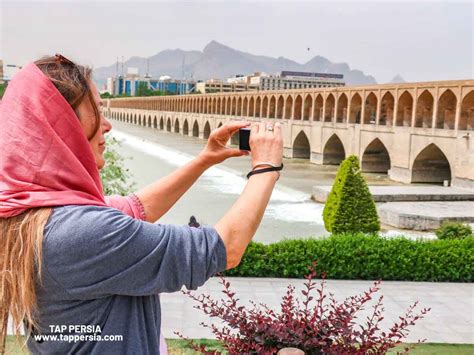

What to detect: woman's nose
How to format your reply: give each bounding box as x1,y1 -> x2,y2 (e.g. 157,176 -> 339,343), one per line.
102,115 -> 112,133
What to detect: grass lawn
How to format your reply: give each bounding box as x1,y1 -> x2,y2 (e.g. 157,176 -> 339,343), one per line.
5,336 -> 473,354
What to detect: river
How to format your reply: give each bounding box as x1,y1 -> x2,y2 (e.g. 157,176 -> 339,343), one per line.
108,119 -> 434,243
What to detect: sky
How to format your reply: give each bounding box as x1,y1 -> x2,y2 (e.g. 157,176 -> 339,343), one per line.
1,0 -> 473,83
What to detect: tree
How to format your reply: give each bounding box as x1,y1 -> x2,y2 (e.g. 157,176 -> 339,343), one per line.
100,136 -> 136,196
323,155 -> 380,234
0,82 -> 8,99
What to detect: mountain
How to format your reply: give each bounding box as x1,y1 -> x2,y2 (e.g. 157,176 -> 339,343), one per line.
93,40 -> 377,86
389,74 -> 406,83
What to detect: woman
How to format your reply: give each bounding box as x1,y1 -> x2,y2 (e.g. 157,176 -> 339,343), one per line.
0,55 -> 283,354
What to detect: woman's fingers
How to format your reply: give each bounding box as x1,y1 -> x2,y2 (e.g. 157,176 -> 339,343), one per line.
225,121 -> 251,134
227,148 -> 249,158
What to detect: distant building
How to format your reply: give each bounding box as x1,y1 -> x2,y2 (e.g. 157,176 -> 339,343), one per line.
107,72 -> 196,96
196,79 -> 259,94
251,71 -> 345,90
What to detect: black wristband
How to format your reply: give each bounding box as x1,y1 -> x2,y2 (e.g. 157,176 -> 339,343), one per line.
246,164 -> 284,179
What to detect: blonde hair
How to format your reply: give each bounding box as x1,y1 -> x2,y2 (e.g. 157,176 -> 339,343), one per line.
0,55 -> 98,353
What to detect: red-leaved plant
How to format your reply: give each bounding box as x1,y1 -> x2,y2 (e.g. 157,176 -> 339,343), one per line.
176,263 -> 430,354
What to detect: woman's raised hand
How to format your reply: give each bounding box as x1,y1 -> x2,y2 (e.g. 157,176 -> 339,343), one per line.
249,121 -> 283,168
198,121 -> 251,166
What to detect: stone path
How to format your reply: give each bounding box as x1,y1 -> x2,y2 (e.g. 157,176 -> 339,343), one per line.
379,201 -> 474,230
161,277 -> 474,344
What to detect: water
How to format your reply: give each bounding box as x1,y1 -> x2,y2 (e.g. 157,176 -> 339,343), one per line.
107,120 -> 436,243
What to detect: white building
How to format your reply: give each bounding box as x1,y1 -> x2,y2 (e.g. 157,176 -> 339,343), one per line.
249,71 -> 345,90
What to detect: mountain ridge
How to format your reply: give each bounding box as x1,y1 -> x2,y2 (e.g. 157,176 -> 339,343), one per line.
93,40 -> 377,86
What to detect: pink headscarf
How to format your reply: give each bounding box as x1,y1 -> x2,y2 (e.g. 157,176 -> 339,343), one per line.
0,61 -> 168,354
0,62 -> 146,220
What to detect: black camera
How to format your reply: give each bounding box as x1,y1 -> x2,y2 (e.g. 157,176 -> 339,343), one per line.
238,127 -> 251,151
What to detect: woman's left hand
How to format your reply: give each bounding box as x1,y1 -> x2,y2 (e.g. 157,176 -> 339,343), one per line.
198,121 -> 251,166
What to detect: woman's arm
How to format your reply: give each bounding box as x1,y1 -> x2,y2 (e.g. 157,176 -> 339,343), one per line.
215,121 -> 283,269
135,122 -> 250,223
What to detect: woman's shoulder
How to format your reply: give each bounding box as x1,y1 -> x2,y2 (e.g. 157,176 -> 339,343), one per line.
44,204 -> 137,247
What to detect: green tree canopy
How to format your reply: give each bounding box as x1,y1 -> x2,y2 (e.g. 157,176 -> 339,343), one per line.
323,155 -> 380,234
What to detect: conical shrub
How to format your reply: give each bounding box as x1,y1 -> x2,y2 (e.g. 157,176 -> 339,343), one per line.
323,155 -> 380,234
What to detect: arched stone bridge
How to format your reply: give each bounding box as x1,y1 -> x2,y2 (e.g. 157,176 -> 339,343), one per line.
106,79 -> 474,188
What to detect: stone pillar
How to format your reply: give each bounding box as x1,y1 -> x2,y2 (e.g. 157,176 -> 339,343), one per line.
321,94 -> 327,123
432,86 -> 439,129
360,90 -> 366,126
454,86 -> 462,131
375,89 -> 382,125
346,91 -> 352,125
392,88 -> 399,127
411,88 -> 418,127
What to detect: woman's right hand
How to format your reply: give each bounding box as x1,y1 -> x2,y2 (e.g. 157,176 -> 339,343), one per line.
249,121 -> 283,168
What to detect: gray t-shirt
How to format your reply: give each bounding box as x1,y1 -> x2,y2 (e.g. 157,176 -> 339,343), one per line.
27,205 -> 227,354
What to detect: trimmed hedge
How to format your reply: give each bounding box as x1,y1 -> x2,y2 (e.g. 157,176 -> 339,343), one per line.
223,234 -> 474,282
436,221 -> 473,240
323,155 -> 380,234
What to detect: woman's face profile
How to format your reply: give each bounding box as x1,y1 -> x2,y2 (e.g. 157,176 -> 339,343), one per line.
76,80 -> 112,170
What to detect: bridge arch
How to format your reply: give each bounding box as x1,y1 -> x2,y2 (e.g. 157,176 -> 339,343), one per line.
174,118 -> 180,133
436,89 -> 456,129
192,120 -> 199,137
225,97 -> 231,115
166,118 -> 172,132
303,94 -> 312,120
396,91 -> 413,126
293,131 -> 311,159
237,97 -> 242,116
231,97 -> 237,116
412,144 -> 451,184
203,121 -> 211,139
415,90 -> 434,128
183,119 -> 189,135
263,96 -> 270,118
268,96 -> 276,118
324,93 -> 335,122
255,97 -> 261,117
285,95 -> 294,119
276,95 -> 284,119
323,134 -> 345,165
349,93 -> 362,123
361,138 -> 391,173
380,92 -> 395,126
460,90 -> 474,130
249,97 -> 255,117
293,95 -> 302,120
336,93 -> 348,123
314,94 -> 323,121
364,92 -> 377,124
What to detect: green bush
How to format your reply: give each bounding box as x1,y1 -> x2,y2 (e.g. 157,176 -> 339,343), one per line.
436,221 -> 473,240
323,155 -> 380,234
223,234 -> 474,282
100,136 -> 136,196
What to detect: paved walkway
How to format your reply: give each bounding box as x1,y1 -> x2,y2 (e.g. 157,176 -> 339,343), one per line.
161,277 -> 474,344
